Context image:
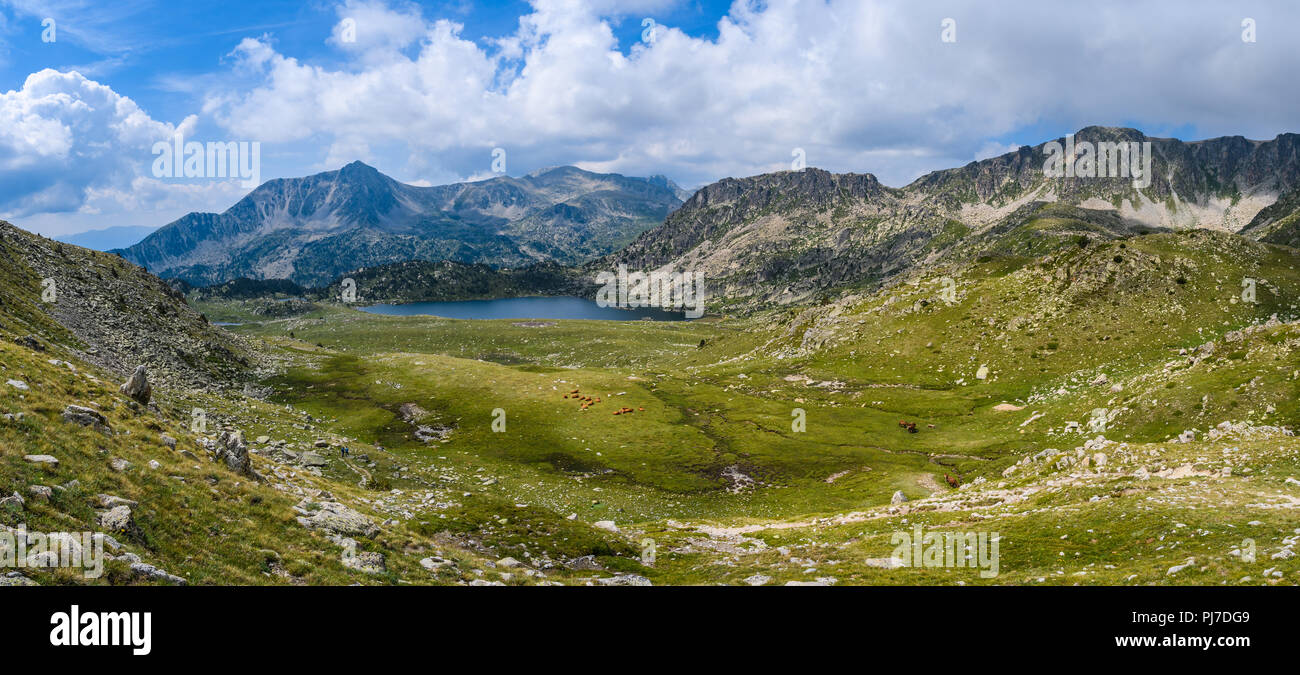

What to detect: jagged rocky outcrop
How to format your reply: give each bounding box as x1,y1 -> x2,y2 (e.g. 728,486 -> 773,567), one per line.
215,430 -> 259,479
118,365 -> 152,404
61,405 -> 112,435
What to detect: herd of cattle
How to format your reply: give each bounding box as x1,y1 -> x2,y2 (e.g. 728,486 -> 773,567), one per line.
564,387 -> 644,416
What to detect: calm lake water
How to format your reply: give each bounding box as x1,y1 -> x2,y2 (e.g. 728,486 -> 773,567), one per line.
358,296 -> 694,321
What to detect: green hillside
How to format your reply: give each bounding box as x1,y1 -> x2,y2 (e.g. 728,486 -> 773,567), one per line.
5,175 -> 1300,587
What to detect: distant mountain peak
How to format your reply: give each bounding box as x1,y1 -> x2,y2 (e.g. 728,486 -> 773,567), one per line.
116,162 -> 687,286
333,160 -> 390,188
527,165 -> 580,178
338,159 -> 381,174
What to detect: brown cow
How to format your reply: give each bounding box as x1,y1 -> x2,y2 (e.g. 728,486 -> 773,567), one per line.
945,473 -> 959,488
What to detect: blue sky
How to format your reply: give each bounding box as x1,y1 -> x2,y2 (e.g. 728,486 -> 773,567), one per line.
0,1 -> 733,123
1,0 -> 1298,237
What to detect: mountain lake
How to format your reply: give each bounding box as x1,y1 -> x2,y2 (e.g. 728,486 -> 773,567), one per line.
358,296 -> 694,321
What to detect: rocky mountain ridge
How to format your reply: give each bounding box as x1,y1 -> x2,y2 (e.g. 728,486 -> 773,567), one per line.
602,127 -> 1300,309
116,163 -> 686,287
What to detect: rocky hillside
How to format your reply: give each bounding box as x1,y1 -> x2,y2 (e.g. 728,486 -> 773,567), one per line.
1241,185 -> 1300,248
0,221 -> 260,390
599,168 -> 918,307
605,127 -> 1300,309
116,163 -> 686,287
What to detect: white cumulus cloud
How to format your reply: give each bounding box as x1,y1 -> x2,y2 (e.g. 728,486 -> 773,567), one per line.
201,0 -> 1300,190
0,69 -> 243,233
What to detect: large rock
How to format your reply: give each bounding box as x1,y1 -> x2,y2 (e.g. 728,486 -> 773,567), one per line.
61,405 -> 111,434
118,365 -> 152,404
215,430 -> 258,478
99,505 -> 134,533
420,556 -> 454,571
596,574 -> 653,586
28,533 -> 85,567
0,491 -> 24,510
399,403 -> 428,422
414,425 -> 453,443
300,451 -> 329,467
566,555 -> 603,571
343,551 -> 387,574
296,501 -> 379,538
97,494 -> 138,508
0,572 -> 38,586
23,455 -> 59,468
15,335 -> 45,352
130,563 -> 187,585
